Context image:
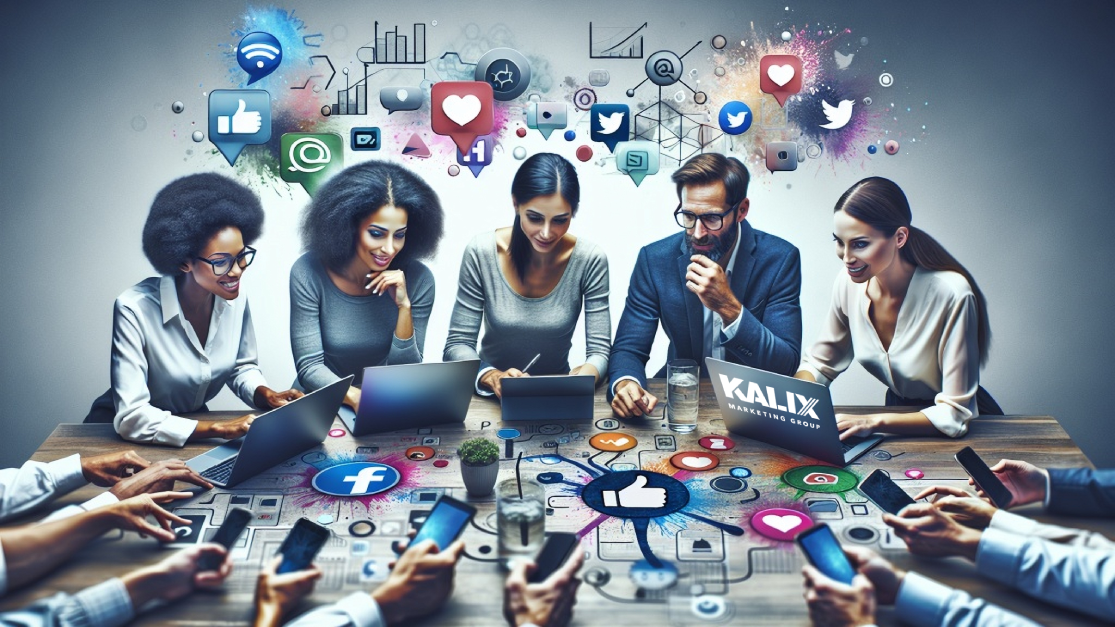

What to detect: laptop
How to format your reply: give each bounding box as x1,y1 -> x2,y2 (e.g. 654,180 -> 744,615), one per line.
186,375 -> 352,487
502,374 -> 595,421
705,358 -> 882,466
338,360 -> 480,436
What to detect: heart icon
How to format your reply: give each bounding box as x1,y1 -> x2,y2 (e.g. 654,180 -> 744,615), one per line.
761,514 -> 802,533
441,94 -> 481,126
396,89 -> 408,102
681,456 -> 713,468
767,64 -> 795,87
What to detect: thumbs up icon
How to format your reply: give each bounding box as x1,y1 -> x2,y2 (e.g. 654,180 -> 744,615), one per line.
217,99 -> 263,135
602,474 -> 667,509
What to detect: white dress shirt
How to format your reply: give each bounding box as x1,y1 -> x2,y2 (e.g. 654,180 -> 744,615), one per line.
108,275 -> 268,447
284,591 -> 385,626
0,578 -> 134,626
798,267 -> 980,437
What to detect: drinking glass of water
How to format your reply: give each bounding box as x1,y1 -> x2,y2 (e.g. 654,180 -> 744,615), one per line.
497,478 -> 545,568
667,359 -> 699,433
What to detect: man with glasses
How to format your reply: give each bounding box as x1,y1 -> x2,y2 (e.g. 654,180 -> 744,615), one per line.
609,153 -> 802,418
85,173 -> 302,445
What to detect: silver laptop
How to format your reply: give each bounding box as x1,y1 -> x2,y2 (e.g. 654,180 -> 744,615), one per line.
338,360 -> 480,436
187,375 -> 352,487
706,358 -> 882,466
502,375 -> 595,421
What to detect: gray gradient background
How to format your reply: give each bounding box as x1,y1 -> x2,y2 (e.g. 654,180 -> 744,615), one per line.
2,1 -> 1113,468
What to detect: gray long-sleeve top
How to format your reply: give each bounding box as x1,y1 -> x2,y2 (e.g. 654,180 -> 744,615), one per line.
290,253 -> 434,391
443,231 -> 611,378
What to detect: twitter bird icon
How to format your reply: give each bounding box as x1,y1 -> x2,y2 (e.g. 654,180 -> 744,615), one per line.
820,99 -> 854,130
717,101 -> 753,135
590,104 -> 630,152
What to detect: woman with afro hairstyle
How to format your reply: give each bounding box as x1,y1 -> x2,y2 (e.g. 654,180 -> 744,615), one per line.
85,173 -> 302,446
291,161 -> 444,411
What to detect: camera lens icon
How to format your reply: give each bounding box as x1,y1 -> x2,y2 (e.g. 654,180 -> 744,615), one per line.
645,51 -> 683,86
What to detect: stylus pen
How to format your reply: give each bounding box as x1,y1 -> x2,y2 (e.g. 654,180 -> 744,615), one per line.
522,353 -> 541,374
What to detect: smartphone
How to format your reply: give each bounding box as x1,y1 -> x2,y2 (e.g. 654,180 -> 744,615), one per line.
410,496 -> 476,551
955,446 -> 1014,508
858,469 -> 916,515
199,507 -> 252,571
796,523 -> 856,585
277,518 -> 331,574
529,532 -> 579,583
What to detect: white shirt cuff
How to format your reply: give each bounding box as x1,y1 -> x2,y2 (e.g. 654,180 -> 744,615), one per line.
719,310 -> 742,342
796,361 -> 833,387
154,415 -> 199,448
336,591 -> 386,627
42,490 -> 120,523
894,571 -> 955,627
920,403 -> 970,438
610,376 -> 640,397
73,577 -> 136,627
1042,471 -> 1052,509
974,528 -> 1026,587
988,510 -> 1036,536
475,367 -> 496,397
50,454 -> 89,494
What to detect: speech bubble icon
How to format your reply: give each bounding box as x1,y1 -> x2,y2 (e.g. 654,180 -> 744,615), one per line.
280,133 -> 343,196
765,141 -> 798,173
590,103 -> 630,153
759,55 -> 803,107
208,90 -> 271,166
237,32 -> 283,85
526,102 -> 568,140
614,140 -> 660,187
456,134 -> 494,178
431,81 -> 494,155
380,86 -> 424,114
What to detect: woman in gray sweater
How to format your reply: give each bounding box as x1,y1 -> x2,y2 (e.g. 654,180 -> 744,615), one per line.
444,153 -> 611,397
291,161 -> 444,410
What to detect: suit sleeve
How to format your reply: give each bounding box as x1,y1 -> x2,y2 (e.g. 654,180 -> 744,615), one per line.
607,247 -> 660,399
720,245 -> 802,376
1046,468 -> 1115,517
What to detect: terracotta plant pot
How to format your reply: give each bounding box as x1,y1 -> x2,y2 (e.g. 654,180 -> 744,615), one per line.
460,461 -> 500,497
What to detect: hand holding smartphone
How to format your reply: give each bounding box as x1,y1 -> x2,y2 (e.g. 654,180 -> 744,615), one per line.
529,532 -> 579,583
796,523 -> 857,585
199,507 -> 252,571
955,446 -> 1014,508
410,496 -> 476,551
277,518 -> 331,574
858,469 -> 916,515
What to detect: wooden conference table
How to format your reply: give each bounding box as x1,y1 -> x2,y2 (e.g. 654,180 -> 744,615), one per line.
2,380 -> 1107,626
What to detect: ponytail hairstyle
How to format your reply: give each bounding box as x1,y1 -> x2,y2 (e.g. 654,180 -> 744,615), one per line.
835,177 -> 991,366
509,153 -> 581,280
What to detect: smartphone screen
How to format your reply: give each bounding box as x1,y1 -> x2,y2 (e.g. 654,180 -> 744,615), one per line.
796,523 -> 856,585
859,469 -> 916,515
955,447 -> 1013,508
529,532 -> 579,583
277,518 -> 331,574
199,507 -> 252,571
410,496 -> 476,551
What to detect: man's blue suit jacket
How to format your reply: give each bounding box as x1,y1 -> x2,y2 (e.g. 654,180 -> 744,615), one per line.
608,220 -> 802,399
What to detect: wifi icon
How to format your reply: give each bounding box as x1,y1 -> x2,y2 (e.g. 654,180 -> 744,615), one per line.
236,32 -> 283,85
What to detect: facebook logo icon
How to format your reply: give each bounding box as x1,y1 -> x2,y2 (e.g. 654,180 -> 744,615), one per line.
312,462 -> 401,497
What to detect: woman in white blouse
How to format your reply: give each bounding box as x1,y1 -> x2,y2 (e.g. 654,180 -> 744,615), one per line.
85,174 -> 302,446
796,177 -> 1000,439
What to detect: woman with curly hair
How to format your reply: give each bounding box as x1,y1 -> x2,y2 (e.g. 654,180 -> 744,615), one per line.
86,173 -> 302,446
291,161 -> 444,410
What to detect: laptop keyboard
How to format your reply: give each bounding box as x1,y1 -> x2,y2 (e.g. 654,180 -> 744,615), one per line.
201,456 -> 238,483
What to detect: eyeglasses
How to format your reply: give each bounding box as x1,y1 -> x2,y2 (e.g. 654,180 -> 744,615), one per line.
194,247 -> 256,276
674,204 -> 737,231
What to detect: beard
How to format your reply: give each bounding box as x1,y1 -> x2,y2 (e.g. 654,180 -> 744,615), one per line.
686,226 -> 737,262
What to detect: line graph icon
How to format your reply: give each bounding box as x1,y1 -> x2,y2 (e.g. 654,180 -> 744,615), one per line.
589,22 -> 647,59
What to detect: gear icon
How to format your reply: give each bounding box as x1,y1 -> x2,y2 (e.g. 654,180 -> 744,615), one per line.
489,62 -> 517,91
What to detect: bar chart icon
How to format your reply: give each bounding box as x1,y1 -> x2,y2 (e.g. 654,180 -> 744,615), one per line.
372,21 -> 426,65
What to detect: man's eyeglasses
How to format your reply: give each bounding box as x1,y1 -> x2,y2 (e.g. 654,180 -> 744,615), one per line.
674,204 -> 738,231
195,247 -> 256,276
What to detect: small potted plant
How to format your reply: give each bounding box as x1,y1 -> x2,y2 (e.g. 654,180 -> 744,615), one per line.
458,437 -> 500,497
